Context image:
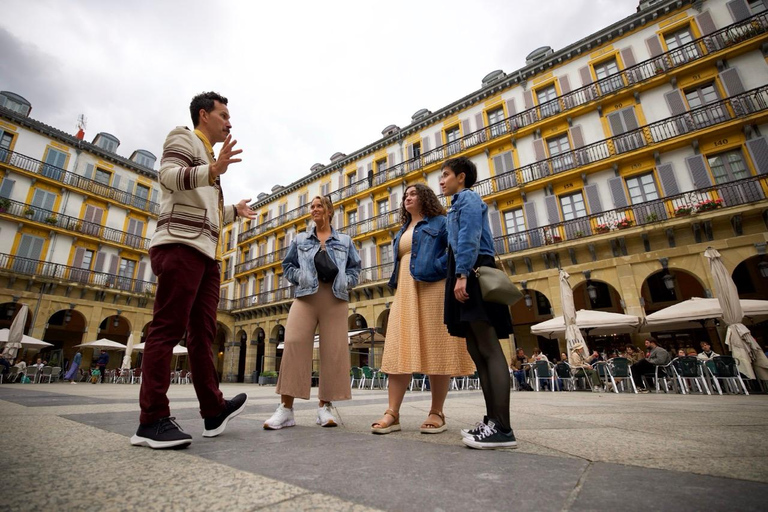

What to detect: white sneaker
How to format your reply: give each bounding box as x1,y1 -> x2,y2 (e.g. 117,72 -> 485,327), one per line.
316,403 -> 337,427
592,386 -> 602,393
263,404 -> 295,430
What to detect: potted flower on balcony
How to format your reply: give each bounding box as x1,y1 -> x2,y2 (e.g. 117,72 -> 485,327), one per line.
574,230 -> 585,238
595,223 -> 611,234
616,218 -> 633,230
44,215 -> 58,225
0,198 -> 10,213
23,207 -> 35,217
644,213 -> 659,223
695,198 -> 724,212
258,370 -> 278,386
674,205 -> 693,217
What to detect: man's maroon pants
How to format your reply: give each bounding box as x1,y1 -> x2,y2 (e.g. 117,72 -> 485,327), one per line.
139,244 -> 225,424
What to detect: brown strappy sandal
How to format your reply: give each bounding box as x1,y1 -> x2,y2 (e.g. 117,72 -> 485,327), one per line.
420,410 -> 447,434
371,409 -> 401,435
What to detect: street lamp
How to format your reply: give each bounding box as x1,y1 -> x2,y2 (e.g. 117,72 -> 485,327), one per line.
759,261 -> 768,279
663,273 -> 676,292
521,281 -> 533,309
587,283 -> 598,302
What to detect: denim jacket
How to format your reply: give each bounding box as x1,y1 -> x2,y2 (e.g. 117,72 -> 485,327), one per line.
446,188 -> 495,276
387,215 -> 449,289
282,226 -> 361,301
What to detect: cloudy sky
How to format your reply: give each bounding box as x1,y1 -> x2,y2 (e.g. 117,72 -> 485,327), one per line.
1,0 -> 639,203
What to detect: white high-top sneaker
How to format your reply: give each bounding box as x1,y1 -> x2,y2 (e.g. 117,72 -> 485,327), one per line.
263,404 -> 296,430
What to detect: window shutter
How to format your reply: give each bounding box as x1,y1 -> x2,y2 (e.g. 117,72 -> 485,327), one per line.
656,163 -> 680,196
695,11 -> 717,36
43,191 -> 55,211
489,211 -> 502,236
387,153 -> 395,167
569,125 -> 585,148
579,66 -> 593,86
544,195 -> 560,224
558,75 -> 571,95
421,137 -> 430,152
492,155 -> 504,174
620,108 -> 640,131
434,132 -> 442,148
126,179 -> 135,194
719,68 -> 745,97
620,47 -> 637,68
30,236 -> 44,260
360,245 -> 367,268
135,220 -> 145,236
127,218 -> 137,236
462,119 -> 471,135
93,207 -> 104,225
0,178 -> 15,198
389,193 -> 399,211
112,174 -> 121,189
17,235 -> 32,260
726,0 -> 751,22
523,201 -> 539,228
533,139 -> 546,160
93,252 -> 105,272
337,173 -> 343,191
523,90 -> 534,110
407,144 -> 414,160
607,111 -> 625,135
84,164 -> 94,180
505,98 -> 516,116
746,137 -> 768,175
475,113 -> 485,132
584,184 -> 604,213
356,166 -> 364,182
137,261 -> 146,282
645,35 -> 663,57
150,189 -> 158,204
108,254 -> 119,275
369,246 -> 377,267
685,155 -> 713,189
73,247 -> 86,268
502,152 -> 514,173
608,177 -> 629,208
664,90 -> 688,116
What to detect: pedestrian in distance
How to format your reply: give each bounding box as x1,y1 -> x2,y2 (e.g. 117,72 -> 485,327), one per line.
439,157 -> 517,450
131,91 -> 257,450
370,183 -> 474,435
263,195 -> 361,430
64,349 -> 82,384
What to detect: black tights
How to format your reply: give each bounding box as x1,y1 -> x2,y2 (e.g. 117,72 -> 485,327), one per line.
465,321 -> 511,431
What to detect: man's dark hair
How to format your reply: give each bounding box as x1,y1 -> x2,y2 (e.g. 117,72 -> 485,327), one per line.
442,157 -> 477,188
646,337 -> 658,346
190,92 -> 228,126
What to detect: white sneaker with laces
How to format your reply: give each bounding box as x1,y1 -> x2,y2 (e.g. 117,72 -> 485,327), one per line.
316,403 -> 337,427
263,404 -> 295,430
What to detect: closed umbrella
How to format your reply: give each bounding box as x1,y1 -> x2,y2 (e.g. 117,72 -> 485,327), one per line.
704,248 -> 768,380
1,304 -> 28,360
121,333 -> 135,370
559,269 -> 589,360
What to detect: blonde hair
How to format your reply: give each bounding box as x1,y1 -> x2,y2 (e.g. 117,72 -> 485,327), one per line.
311,195 -> 334,221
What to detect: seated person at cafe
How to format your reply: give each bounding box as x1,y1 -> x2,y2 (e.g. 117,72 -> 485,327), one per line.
531,348 -> 549,362
32,358 -> 44,369
697,341 -> 719,361
676,348 -> 686,358
568,343 -> 602,392
588,350 -> 603,365
623,345 -> 644,364
0,354 -> 11,376
631,337 -> 671,393
685,348 -> 698,357
509,349 -> 529,388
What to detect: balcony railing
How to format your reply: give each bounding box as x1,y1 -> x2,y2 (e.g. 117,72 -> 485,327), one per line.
0,198 -> 151,251
233,285 -> 295,310
238,203 -> 311,243
493,174 -> 767,254
0,253 -> 156,294
358,262 -> 395,285
472,84 -> 768,198
0,149 -> 159,214
339,209 -> 400,238
234,246 -> 290,274
218,297 -> 235,311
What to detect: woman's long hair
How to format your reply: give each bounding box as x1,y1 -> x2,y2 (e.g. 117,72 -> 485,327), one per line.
399,183 -> 446,225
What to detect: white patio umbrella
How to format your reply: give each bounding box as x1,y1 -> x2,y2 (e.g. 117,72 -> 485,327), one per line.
704,248 -> 768,380
0,329 -> 54,349
74,338 -> 127,350
643,298 -> 768,330
559,269 -> 589,360
1,304 -> 29,359
530,310 -> 642,336
131,342 -> 187,355
121,333 -> 135,370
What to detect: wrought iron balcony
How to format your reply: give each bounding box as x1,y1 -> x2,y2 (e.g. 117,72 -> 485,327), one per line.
0,149 -> 159,215
234,246 -> 290,275
339,209 -> 400,238
0,253 -> 156,294
0,197 -> 151,251
473,84 -> 768,198
217,297 -> 235,311
492,174 -> 767,255
238,203 -> 311,243
323,14 -> 768,205
358,262 -> 395,285
232,285 -> 295,310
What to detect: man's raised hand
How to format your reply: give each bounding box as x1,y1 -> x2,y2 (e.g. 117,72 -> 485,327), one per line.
211,134 -> 242,178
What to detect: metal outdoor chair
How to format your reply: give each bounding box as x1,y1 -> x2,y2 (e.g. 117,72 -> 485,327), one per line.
709,356 -> 749,395
409,373 -> 427,391
5,367 -> 19,383
533,361 -> 556,392
178,370 -> 190,384
38,366 -> 53,384
360,366 -> 375,389
674,357 -> 710,395
594,361 -> 612,389
554,362 -> 576,391
350,366 -> 364,388
130,368 -> 142,384
24,366 -> 39,383
606,357 -> 637,393
650,360 -> 684,393
113,369 -> 129,384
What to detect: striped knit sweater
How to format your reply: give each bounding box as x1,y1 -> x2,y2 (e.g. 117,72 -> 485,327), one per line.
151,126 -> 236,260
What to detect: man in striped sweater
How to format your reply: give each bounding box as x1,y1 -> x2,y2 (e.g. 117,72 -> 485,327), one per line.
131,92 -> 257,450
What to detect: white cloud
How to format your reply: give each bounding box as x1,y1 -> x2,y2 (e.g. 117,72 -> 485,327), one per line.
1,0 -> 639,202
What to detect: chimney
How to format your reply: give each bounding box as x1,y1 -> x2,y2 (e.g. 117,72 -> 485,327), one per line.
76,128 -> 85,140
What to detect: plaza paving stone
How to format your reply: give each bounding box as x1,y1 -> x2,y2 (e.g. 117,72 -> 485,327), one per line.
1,383 -> 766,511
